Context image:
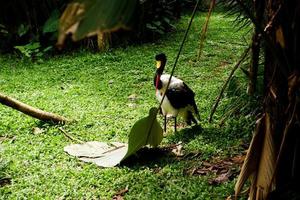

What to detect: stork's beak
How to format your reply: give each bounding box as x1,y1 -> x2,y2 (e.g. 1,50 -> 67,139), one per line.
156,61 -> 161,69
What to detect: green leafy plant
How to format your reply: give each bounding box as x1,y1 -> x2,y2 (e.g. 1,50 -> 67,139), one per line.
14,42 -> 52,59
14,42 -> 42,58
138,0 -> 179,39
17,24 -> 29,37
0,11 -> 251,198
57,0 -> 138,46
219,0 -> 253,30
0,24 -> 8,35
123,107 -> 163,159
0,0 -> 65,52
43,9 -> 60,34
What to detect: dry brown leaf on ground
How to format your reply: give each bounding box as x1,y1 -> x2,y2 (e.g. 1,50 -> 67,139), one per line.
0,177 -> 11,187
185,153 -> 246,184
112,196 -> 123,200
112,186 -> 129,200
128,94 -> 138,102
209,170 -> 233,185
32,127 -> 45,135
170,142 -> 184,157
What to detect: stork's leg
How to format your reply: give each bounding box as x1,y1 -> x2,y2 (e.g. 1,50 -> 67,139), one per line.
187,111 -> 197,125
174,117 -> 177,132
164,115 -> 167,132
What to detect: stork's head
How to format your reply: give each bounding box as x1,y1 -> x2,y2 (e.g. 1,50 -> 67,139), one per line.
155,53 -> 167,75
155,53 -> 166,92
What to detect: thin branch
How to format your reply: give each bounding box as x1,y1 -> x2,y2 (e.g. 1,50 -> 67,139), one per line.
146,0 -> 200,140
0,92 -> 69,124
145,0 -> 201,138
158,0 -> 200,109
197,0 -> 216,59
263,4 -> 282,32
58,127 -> 84,144
209,46 -> 250,123
235,0 -> 290,76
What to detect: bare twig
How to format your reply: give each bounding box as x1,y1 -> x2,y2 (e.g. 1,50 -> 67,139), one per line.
158,0 -> 200,109
209,46 -> 250,122
58,127 -> 84,144
235,0 -> 290,75
147,0 -> 201,139
0,92 -> 69,124
264,4 -> 282,32
197,0 -> 216,59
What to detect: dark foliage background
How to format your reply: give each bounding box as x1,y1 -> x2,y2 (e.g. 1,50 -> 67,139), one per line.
0,0 -> 212,56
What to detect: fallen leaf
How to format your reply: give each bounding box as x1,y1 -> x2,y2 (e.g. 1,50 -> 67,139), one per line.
0,177 -> 11,187
187,153 -> 245,184
64,107 -> 163,167
33,127 -> 44,135
202,161 -> 212,167
276,26 -> 285,48
109,80 -> 114,85
127,103 -> 137,108
64,141 -> 128,167
123,107 -> 163,160
112,196 -> 123,200
230,154 -> 245,164
81,145 -> 128,168
115,186 -> 129,196
128,94 -> 138,101
171,142 -> 184,157
209,170 -> 232,185
112,186 -> 129,200
195,168 -> 210,175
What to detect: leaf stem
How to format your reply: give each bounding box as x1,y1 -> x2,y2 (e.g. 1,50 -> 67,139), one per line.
158,0 -> 200,109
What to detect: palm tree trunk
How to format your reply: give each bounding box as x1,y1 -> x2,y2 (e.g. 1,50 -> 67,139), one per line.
247,30 -> 260,95
247,0 -> 263,95
235,0 -> 300,199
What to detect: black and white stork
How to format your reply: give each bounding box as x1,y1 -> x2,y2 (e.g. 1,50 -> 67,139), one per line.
154,53 -> 200,132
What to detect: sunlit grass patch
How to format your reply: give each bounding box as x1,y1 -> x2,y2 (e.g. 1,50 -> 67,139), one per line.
0,12 -> 252,199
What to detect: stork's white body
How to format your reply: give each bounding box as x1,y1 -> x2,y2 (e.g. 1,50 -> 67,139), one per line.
156,74 -> 185,118
154,53 -> 199,132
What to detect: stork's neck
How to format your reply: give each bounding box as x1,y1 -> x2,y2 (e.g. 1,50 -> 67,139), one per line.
154,73 -> 163,90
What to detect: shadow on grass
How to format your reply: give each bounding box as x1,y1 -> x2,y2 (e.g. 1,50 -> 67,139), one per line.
120,125 -> 204,168
0,160 -> 11,187
166,124 -> 203,144
120,122 -> 249,169
120,147 -> 177,168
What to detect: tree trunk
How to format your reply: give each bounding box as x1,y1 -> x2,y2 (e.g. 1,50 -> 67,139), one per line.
247,0 -> 263,95
97,32 -> 111,51
0,92 -> 69,124
235,0 -> 300,199
247,30 -> 260,95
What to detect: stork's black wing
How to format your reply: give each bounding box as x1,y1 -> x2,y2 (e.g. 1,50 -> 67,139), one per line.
165,82 -> 196,109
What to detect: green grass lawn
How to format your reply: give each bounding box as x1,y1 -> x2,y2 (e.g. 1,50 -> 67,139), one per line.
0,12 -> 253,199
